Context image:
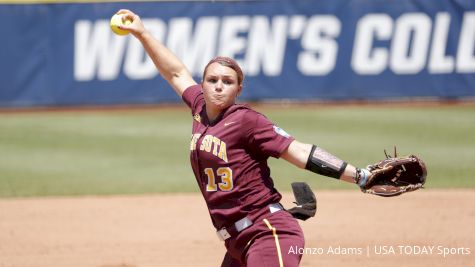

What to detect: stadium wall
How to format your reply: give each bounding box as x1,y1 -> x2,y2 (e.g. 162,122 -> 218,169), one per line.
0,0 -> 474,107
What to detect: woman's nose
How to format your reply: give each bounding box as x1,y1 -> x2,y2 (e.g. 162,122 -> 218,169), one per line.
215,80 -> 223,92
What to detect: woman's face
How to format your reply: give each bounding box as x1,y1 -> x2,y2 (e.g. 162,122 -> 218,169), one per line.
202,62 -> 242,112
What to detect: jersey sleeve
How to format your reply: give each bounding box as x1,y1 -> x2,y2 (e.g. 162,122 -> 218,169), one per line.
243,110 -> 295,158
181,84 -> 204,112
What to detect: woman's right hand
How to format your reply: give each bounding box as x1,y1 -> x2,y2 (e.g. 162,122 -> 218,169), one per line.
115,9 -> 146,38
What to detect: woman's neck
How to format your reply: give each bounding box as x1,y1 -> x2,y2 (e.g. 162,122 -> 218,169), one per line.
205,105 -> 221,124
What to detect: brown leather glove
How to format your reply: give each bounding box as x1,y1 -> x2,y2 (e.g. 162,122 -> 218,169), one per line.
356,148 -> 427,197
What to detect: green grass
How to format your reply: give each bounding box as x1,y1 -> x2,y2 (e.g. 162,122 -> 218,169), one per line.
0,104 -> 474,197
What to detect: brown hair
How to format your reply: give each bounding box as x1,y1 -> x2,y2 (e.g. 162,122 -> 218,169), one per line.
202,56 -> 244,86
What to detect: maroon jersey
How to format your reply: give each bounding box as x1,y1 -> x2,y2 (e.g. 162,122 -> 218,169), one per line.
182,85 -> 294,229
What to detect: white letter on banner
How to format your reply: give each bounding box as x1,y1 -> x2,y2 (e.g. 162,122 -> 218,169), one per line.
245,16 -> 288,76
298,15 -> 340,75
218,16 -> 250,66
428,13 -> 454,74
124,19 -> 166,79
74,20 -> 127,81
457,12 -> 475,73
390,13 -> 431,74
167,17 -> 219,76
352,14 -> 392,75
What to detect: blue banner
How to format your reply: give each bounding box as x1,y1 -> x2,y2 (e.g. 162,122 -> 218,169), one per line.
1,0 -> 474,107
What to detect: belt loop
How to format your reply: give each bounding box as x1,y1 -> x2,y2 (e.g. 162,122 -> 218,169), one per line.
217,228 -> 231,241
235,217 -> 253,232
269,203 -> 283,213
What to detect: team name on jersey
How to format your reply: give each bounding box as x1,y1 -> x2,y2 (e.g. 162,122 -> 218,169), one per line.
190,134 -> 228,163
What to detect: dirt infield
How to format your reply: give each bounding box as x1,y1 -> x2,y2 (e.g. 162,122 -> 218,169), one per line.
1,190 -> 474,267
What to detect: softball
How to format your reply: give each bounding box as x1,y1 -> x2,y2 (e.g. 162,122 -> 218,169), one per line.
110,13 -> 132,36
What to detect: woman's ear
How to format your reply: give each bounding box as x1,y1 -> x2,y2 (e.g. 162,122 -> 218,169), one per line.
237,85 -> 243,97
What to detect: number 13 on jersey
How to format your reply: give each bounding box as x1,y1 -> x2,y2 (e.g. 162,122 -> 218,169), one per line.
204,167 -> 234,192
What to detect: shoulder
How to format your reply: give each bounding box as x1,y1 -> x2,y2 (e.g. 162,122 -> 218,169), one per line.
235,107 -> 273,137
225,105 -> 261,126
241,107 -> 272,126
182,84 -> 204,111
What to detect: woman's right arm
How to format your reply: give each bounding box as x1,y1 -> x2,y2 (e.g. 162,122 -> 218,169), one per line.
281,140 -> 360,184
117,10 -> 197,97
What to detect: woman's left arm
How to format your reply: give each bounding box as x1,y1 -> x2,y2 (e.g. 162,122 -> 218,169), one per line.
281,140 -> 359,184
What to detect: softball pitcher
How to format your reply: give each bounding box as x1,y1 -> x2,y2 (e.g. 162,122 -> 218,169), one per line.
115,9 -> 426,267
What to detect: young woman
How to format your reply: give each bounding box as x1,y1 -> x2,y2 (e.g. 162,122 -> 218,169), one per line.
117,9 -> 371,267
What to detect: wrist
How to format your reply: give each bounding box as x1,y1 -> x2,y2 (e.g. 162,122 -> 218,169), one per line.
355,168 -> 371,188
134,28 -> 149,41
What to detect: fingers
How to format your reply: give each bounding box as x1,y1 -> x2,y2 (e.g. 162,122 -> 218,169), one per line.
117,9 -> 137,23
113,9 -> 145,36
116,9 -> 133,16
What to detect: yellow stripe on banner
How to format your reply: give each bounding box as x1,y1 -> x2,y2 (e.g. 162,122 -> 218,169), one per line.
0,0 -> 254,5
263,218 -> 284,267
0,0 -> 176,4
